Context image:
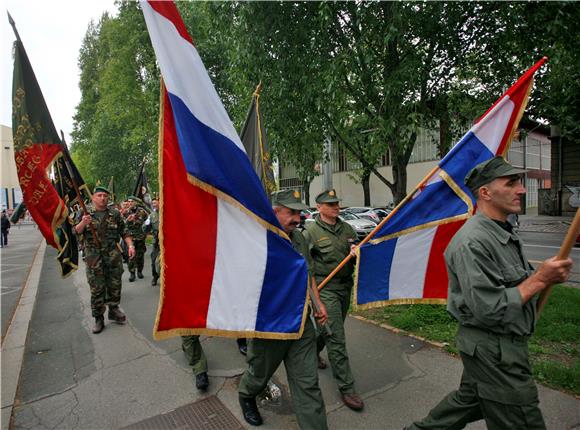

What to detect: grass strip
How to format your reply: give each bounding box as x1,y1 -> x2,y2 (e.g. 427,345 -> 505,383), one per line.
353,285 -> 580,396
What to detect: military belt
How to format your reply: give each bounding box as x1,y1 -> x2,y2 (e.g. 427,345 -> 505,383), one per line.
459,325 -> 530,344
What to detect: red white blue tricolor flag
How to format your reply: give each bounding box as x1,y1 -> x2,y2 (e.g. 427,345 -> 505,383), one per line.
355,58 -> 546,309
141,1 -> 309,340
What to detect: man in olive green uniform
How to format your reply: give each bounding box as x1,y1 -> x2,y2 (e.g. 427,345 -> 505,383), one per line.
304,189 -> 363,411
143,198 -> 160,286
75,186 -> 135,334
239,190 -> 328,429
125,196 -> 148,282
407,157 -> 573,430
181,335 -> 209,391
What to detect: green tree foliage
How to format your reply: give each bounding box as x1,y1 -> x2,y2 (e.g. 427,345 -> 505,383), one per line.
72,2 -> 159,198
72,1 -> 579,205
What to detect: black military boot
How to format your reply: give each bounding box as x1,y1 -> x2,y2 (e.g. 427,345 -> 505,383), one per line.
92,316 -> 105,334
151,277 -> 158,286
129,272 -> 136,282
195,372 -> 209,391
137,271 -> 144,279
108,306 -> 126,323
239,396 -> 263,426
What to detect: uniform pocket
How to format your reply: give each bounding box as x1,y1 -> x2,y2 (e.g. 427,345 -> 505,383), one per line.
500,265 -> 527,288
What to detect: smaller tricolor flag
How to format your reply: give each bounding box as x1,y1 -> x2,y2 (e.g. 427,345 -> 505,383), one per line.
355,58 -> 546,309
141,1 -> 309,340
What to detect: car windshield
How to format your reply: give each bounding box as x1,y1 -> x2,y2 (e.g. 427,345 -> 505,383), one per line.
340,212 -> 359,221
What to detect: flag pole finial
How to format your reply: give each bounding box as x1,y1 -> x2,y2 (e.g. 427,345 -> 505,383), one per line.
7,11 -> 21,41
254,81 -> 262,97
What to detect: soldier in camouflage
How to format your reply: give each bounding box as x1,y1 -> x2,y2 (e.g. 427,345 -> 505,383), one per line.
74,186 -> 135,334
125,196 -> 148,282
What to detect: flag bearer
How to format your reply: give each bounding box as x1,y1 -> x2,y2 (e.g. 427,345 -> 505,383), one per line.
74,186 -> 135,334
406,157 -> 572,430
304,189 -> 364,411
239,190 -> 328,429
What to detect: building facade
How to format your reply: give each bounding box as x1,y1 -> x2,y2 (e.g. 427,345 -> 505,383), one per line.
0,125 -> 22,210
279,123 -> 552,211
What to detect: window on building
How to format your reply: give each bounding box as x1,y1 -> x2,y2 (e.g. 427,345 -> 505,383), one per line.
408,127 -> 439,164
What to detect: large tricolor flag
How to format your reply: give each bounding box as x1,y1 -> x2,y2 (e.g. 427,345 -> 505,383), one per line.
141,1 -> 309,340
355,58 -> 546,309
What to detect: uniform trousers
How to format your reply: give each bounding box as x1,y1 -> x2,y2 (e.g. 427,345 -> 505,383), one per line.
85,249 -> 123,318
181,335 -> 207,375
408,325 -> 545,430
128,239 -> 146,273
316,283 -> 355,394
239,317 -> 328,430
151,243 -> 160,280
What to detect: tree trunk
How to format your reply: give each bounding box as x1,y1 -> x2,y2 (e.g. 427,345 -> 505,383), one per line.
391,160 -> 408,205
302,176 -> 314,207
362,169 -> 371,206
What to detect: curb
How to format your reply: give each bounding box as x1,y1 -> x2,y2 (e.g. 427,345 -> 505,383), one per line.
349,314 -> 450,350
1,241 -> 46,430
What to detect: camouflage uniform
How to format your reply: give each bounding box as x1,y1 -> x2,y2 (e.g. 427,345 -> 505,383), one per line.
125,206 -> 148,276
75,206 -> 129,318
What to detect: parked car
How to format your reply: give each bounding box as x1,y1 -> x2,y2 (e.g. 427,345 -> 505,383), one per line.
343,207 -> 380,224
339,211 -> 377,240
303,211 -> 319,225
300,209 -> 316,225
372,207 -> 392,221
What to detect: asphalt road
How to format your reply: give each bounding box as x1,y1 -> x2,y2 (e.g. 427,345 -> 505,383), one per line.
0,224 -> 42,341
520,230 -> 580,285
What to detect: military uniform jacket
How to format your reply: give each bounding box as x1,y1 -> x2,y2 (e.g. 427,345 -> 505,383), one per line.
74,206 -> 128,255
125,206 -> 148,241
304,216 -> 357,287
445,213 -> 536,337
144,210 -> 160,246
292,228 -> 312,274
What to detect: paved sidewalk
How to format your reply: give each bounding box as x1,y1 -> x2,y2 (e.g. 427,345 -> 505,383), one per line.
519,214 -> 575,234
2,228 -> 579,430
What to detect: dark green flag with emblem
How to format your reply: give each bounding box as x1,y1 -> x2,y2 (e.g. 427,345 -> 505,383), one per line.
10,13 -> 77,278
240,83 -> 276,197
133,157 -> 152,210
53,142 -> 91,207
107,176 -> 116,203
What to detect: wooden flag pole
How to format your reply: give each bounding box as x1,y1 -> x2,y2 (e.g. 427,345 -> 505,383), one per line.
317,164 -> 441,291
536,207 -> 580,316
59,131 -> 100,247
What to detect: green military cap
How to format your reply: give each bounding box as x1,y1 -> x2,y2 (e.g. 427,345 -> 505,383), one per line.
94,186 -> 110,194
465,156 -> 527,195
271,189 -> 308,210
127,195 -> 139,202
315,189 -> 341,204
